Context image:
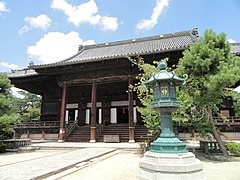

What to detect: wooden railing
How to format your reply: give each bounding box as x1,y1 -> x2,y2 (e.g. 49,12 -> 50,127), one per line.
3,139 -> 31,149
200,140 -> 222,154
65,122 -> 77,138
213,116 -> 240,126
15,121 -> 60,128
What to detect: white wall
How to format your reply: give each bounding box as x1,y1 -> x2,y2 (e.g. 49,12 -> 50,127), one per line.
65,110 -> 69,123
85,109 -> 90,124
111,108 -> 117,124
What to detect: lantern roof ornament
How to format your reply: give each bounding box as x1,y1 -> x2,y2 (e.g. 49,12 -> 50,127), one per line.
143,59 -> 187,87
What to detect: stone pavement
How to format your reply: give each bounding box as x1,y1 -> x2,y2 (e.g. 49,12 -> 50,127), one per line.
31,141 -> 141,151
0,147 -> 116,180
1,141 -> 240,180
0,141 -> 202,180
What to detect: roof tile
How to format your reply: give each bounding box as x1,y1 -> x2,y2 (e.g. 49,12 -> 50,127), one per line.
32,28 -> 199,69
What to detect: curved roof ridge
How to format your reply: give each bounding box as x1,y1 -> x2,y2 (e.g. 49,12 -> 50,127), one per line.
82,28 -> 198,50
30,28 -> 199,69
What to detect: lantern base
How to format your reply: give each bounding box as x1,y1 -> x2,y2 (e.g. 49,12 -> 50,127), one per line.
150,137 -> 188,154
138,151 -> 206,180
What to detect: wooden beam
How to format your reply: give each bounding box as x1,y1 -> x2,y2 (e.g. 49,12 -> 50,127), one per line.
62,75 -> 136,86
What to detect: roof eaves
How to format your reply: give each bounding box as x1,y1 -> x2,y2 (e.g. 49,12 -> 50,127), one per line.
31,45 -> 190,69
30,28 -> 198,69
230,43 -> 240,55
7,68 -> 39,79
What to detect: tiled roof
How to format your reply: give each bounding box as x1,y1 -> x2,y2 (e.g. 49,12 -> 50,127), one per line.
230,43 -> 240,55
8,69 -> 38,78
31,28 -> 199,69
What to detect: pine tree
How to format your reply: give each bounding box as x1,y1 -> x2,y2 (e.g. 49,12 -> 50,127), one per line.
0,73 -> 19,140
177,29 -> 240,156
17,91 -> 41,122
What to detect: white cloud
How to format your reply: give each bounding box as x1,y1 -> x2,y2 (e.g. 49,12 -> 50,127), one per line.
0,61 -> 19,69
0,1 -> 9,15
227,39 -> 237,43
27,31 -> 95,64
25,14 -> 52,29
136,0 -> 169,31
18,14 -> 52,34
51,0 -> 118,31
101,16 -> 118,31
18,25 -> 30,35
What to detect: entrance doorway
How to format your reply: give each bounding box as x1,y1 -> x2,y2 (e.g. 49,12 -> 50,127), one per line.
117,107 -> 128,123
88,108 -> 101,124
68,109 -> 76,123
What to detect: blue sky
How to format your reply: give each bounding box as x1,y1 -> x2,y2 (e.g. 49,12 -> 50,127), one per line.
0,0 -> 239,73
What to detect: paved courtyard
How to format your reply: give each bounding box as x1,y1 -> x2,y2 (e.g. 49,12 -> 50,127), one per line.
58,152 -> 240,180
0,147 -> 116,180
0,142 -> 240,180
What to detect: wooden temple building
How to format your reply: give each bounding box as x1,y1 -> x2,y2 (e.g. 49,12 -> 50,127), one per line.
8,29 -> 240,142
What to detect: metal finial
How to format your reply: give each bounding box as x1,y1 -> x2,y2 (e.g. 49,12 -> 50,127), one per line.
158,60 -> 167,70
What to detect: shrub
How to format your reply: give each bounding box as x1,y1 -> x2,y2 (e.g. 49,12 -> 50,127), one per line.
0,144 -> 7,153
225,142 -> 240,156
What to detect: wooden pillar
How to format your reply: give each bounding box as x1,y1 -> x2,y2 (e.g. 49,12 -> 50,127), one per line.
102,98 -> 111,125
78,99 -> 86,126
41,130 -> 45,140
58,81 -> 67,142
13,130 -> 19,139
128,78 -> 135,143
90,80 -> 97,142
27,130 -> 30,139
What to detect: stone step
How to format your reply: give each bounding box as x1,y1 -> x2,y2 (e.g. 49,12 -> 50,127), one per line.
66,124 -> 151,142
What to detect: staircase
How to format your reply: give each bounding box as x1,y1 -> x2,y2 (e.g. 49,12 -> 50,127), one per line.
66,124 -> 152,142
134,124 -> 152,142
97,124 -> 129,142
65,125 -> 90,142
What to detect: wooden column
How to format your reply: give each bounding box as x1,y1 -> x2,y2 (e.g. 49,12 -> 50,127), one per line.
102,98 -> 111,125
78,99 -> 86,126
27,130 -> 30,139
128,78 -> 135,142
58,81 -> 67,142
41,130 -> 45,140
90,80 -> 97,142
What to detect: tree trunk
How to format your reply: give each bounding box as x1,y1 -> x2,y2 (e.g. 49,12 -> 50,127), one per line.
191,129 -> 196,138
208,109 -> 228,156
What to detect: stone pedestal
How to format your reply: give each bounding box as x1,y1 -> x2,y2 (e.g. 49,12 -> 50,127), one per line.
138,151 -> 206,180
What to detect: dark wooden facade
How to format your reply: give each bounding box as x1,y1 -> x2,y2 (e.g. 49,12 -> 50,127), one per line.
9,28 -> 240,142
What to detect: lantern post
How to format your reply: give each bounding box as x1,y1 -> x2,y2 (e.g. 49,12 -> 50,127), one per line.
138,59 -> 206,180
142,59 -> 187,154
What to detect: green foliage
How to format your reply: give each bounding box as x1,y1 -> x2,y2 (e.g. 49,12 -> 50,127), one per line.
137,106 -> 160,137
128,30 -> 240,143
128,56 -> 166,137
16,91 -> 41,122
0,73 -> 13,115
225,142 -> 240,156
176,29 -> 240,137
0,73 -> 19,140
0,143 -> 7,153
232,91 -> 240,116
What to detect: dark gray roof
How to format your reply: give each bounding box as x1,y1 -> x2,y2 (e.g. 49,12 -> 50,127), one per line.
230,43 -> 240,55
31,28 -> 199,69
8,69 -> 38,78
